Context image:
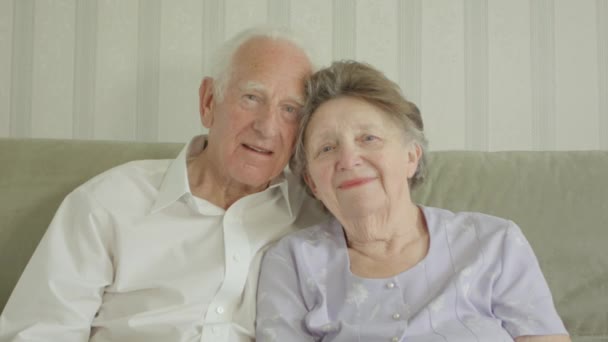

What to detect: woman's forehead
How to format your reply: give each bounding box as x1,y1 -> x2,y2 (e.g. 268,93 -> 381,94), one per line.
305,111 -> 396,143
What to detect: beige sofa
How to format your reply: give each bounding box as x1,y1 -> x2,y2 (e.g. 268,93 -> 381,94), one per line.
1,138 -> 607,340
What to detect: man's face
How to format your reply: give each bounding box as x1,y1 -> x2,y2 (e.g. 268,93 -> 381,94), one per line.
202,38 -> 312,189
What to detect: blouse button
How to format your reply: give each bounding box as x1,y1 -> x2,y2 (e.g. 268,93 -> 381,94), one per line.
386,282 -> 395,289
392,313 -> 401,320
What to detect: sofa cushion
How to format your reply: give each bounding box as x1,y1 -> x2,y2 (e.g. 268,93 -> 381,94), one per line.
412,151 -> 608,339
1,139 -> 606,341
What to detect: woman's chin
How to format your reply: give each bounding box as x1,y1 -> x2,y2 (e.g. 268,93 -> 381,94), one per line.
333,203 -> 386,221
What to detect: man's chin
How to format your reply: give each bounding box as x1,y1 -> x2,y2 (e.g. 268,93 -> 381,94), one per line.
231,170 -> 279,190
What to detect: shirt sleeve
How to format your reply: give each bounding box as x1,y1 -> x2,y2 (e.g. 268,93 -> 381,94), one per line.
492,221 -> 568,338
256,247 -> 316,342
0,188 -> 114,342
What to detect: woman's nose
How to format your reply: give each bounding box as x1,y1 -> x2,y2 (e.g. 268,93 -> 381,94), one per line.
336,145 -> 362,171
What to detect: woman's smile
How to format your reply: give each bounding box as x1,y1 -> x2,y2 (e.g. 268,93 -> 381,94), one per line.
337,177 -> 376,190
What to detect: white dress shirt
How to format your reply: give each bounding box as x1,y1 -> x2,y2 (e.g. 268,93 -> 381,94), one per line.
0,135 -> 325,342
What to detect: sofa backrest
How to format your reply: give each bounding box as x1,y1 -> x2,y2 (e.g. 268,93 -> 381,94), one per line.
1,138 -> 607,340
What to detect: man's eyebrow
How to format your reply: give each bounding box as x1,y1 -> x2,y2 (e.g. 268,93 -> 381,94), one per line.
240,81 -> 305,106
286,95 -> 305,106
240,81 -> 267,93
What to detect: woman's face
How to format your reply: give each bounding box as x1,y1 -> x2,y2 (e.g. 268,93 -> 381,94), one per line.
303,96 -> 421,220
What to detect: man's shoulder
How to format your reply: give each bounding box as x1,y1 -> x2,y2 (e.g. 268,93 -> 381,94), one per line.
82,159 -> 172,189
75,159 -> 174,207
284,169 -> 330,228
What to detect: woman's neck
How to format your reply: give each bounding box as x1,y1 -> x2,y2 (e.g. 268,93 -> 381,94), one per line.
343,204 -> 429,278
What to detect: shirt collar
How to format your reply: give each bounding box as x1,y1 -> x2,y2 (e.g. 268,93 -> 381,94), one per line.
150,135 -> 204,213
267,170 -> 293,217
151,134 -> 293,216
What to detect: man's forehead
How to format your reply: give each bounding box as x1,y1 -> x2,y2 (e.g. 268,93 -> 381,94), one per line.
232,38 -> 312,77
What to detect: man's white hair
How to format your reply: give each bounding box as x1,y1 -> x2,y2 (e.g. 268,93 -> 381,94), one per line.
208,26 -> 318,101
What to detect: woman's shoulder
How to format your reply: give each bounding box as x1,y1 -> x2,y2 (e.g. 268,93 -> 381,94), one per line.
265,217 -> 345,261
422,206 -> 517,238
423,206 -> 534,275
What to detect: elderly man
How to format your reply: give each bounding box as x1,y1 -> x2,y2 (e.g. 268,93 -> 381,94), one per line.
0,27 -> 325,342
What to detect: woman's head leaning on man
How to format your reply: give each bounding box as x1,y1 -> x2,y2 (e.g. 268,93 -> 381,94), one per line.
256,60 -> 570,342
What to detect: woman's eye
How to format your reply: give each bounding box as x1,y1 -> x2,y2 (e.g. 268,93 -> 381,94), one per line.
244,94 -> 258,101
363,135 -> 378,142
319,145 -> 334,154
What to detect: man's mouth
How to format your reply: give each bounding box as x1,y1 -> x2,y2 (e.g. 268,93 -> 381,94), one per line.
243,143 -> 273,155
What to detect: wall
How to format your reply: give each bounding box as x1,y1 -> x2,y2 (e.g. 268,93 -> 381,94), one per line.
1,0 -> 606,151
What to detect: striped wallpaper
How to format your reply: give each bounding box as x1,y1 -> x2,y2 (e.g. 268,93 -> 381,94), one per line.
0,0 -> 606,151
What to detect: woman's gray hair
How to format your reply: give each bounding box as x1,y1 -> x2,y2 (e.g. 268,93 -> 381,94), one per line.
208,26 -> 318,101
290,60 -> 428,197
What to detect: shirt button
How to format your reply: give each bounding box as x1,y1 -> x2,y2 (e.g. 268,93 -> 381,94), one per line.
212,326 -> 219,334
216,306 -> 224,314
391,337 -> 399,342
233,253 -> 241,262
392,313 -> 401,320
386,282 -> 395,289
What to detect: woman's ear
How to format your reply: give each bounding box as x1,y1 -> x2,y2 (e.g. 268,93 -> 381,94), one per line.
303,171 -> 318,197
406,143 -> 422,178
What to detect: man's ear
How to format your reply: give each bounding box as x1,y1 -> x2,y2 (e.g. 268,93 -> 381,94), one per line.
303,171 -> 319,197
199,77 -> 215,128
406,142 -> 423,178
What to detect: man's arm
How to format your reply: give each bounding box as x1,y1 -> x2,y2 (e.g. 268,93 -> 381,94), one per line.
0,189 -> 113,341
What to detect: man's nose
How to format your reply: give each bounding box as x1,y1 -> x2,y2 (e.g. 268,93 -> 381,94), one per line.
252,106 -> 279,137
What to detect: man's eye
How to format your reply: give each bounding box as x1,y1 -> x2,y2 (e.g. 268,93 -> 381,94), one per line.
244,94 -> 258,101
283,105 -> 302,117
363,135 -> 378,142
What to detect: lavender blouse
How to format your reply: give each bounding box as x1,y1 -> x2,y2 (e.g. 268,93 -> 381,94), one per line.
256,206 -> 568,341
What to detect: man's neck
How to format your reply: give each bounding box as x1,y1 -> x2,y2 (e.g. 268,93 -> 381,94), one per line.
186,152 -> 269,209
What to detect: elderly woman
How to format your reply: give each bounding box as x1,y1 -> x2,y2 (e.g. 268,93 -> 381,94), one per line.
256,61 -> 570,342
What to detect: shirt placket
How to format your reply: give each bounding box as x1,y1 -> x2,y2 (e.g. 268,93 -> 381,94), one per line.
201,208 -> 251,341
